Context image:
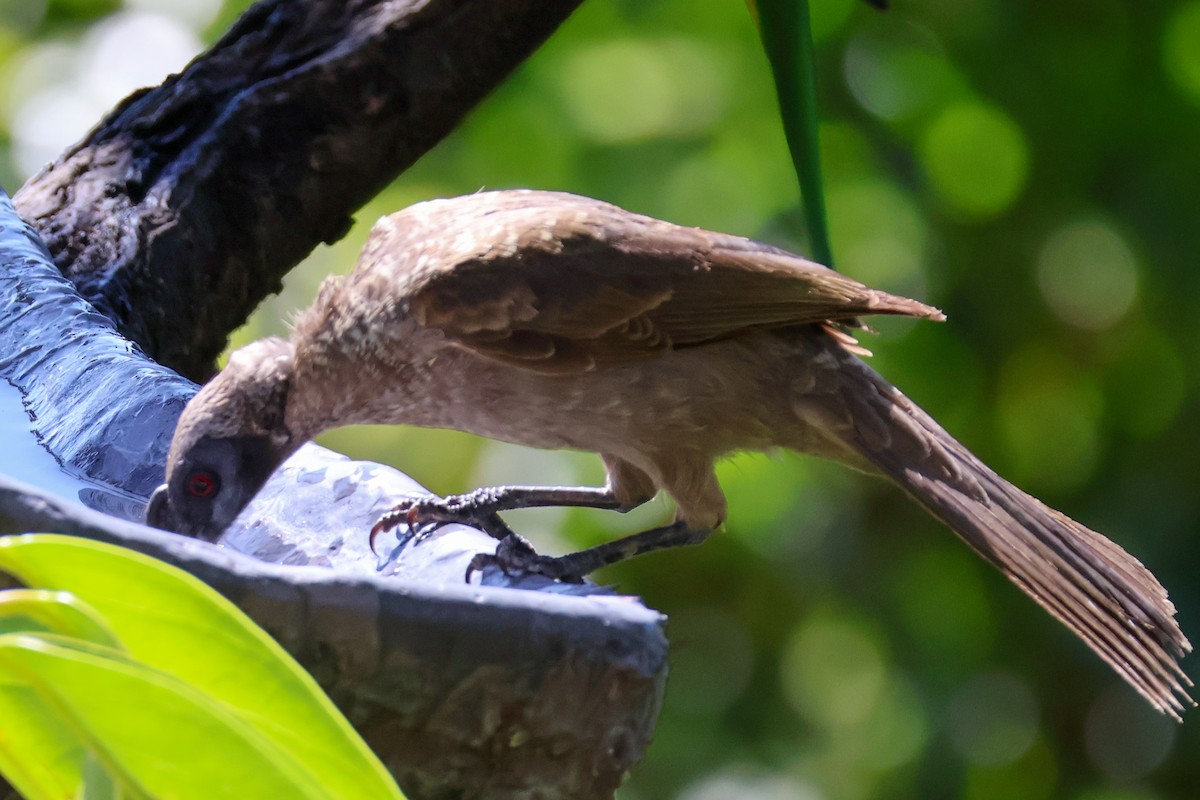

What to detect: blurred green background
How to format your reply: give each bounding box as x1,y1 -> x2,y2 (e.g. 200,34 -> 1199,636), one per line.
3,0 -> 1200,797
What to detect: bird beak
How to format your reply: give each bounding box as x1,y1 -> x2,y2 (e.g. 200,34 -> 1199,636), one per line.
145,484 -> 181,534
144,483 -> 230,542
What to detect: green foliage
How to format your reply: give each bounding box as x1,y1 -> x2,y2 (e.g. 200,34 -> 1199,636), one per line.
0,535 -> 404,800
3,1 -> 1200,798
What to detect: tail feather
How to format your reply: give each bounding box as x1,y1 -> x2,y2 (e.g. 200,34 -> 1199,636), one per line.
829,355 -> 1193,718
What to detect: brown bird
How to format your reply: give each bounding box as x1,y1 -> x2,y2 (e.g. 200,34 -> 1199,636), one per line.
146,189 -> 1192,717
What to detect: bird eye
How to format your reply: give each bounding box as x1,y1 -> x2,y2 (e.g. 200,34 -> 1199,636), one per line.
185,470 -> 220,499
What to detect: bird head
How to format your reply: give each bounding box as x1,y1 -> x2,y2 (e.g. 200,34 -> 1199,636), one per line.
146,337 -> 297,540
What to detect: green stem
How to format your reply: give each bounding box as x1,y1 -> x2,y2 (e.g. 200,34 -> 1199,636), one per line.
754,0 -> 834,268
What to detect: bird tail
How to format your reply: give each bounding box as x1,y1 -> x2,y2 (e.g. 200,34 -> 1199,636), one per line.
808,348 -> 1194,718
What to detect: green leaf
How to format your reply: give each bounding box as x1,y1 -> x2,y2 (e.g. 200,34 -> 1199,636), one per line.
0,588 -> 122,647
0,534 -> 403,800
0,590 -> 121,800
751,0 -> 835,268
0,633 -> 327,800
0,651 -> 87,800
80,750 -> 125,800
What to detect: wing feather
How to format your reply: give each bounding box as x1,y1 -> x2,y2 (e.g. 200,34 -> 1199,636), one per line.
390,193 -> 944,372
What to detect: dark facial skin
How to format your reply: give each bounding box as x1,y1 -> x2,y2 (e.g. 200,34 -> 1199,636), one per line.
146,435 -> 284,541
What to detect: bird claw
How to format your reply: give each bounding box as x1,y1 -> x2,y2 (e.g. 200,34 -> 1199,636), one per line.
370,493 -> 584,583
369,493 -> 515,556
465,534 -> 586,584
369,496 -> 455,555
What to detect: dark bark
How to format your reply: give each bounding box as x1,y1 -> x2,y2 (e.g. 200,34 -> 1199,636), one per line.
14,0 -> 585,381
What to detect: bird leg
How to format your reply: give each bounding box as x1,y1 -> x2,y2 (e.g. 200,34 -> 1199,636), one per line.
468,520 -> 711,583
371,484 -> 707,581
369,485 -> 629,554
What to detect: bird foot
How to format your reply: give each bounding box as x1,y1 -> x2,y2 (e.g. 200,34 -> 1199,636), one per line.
369,492 -> 515,555
467,520 -> 711,583
466,534 -> 587,584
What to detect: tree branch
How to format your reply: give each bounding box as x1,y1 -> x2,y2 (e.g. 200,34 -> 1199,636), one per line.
14,0 -> 584,381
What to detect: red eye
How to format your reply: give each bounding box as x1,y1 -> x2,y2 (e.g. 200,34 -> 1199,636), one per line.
186,471 -> 220,499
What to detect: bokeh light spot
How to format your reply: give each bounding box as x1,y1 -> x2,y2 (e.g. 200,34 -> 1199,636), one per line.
457,93 -> 579,188
2,41 -> 68,121
826,178 -> 928,296
124,0 -> 222,31
996,344 -> 1103,493
679,768 -> 822,800
844,39 -> 968,124
9,11 -> 202,178
919,102 -> 1029,220
781,607 -> 887,728
1036,219 -> 1138,330
1163,1 -> 1200,104
1085,684 -> 1176,782
556,37 -> 729,144
718,453 -> 835,561
0,0 -> 47,35
81,11 -> 202,108
663,145 -> 782,235
469,443 -> 600,551
11,83 -> 103,177
947,670 -> 1039,766
857,673 -> 931,769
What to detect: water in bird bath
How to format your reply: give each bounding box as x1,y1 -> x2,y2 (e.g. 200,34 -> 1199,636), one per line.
0,378 -> 145,522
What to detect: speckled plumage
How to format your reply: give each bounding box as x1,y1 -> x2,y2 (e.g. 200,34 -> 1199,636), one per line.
150,190 -> 1191,717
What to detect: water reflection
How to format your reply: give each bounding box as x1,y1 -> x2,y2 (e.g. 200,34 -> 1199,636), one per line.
0,378 -> 144,521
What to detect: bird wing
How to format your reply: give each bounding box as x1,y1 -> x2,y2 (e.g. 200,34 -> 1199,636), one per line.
405,201 -> 944,373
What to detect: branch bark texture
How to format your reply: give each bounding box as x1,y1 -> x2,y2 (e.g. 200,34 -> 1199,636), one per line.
14,0 -> 584,381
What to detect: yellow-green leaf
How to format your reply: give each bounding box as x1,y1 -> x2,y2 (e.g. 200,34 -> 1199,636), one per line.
0,654 -> 86,800
0,588 -> 122,647
0,534 -> 403,800
0,633 -> 327,800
